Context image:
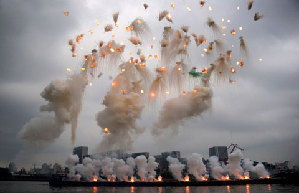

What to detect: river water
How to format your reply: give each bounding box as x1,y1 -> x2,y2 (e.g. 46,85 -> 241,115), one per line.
0,181 -> 298,193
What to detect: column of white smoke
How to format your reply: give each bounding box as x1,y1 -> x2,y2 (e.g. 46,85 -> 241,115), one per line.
225,149 -> 244,179
65,154 -> 79,180
187,153 -> 207,181
167,156 -> 185,181
208,156 -> 225,180
126,157 -> 136,177
101,157 -> 114,181
147,156 -> 159,181
252,162 -> 270,178
112,158 -> 130,181
135,155 -> 148,181
95,91 -> 145,151
19,73 -> 87,145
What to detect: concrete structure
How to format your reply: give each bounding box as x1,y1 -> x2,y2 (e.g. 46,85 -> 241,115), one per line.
91,149 -> 128,160
209,146 -> 228,162
73,146 -> 88,164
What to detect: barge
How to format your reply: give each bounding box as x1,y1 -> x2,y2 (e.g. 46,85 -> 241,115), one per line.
49,178 -> 292,187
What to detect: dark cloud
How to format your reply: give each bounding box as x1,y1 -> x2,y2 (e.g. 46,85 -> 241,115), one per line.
0,0 -> 298,168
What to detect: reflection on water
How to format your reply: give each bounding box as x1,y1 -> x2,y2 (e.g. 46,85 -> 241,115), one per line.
268,184 -> 272,192
246,184 -> 250,193
227,185 -> 231,193
1,181 -> 299,193
93,186 -> 97,193
185,186 -> 189,193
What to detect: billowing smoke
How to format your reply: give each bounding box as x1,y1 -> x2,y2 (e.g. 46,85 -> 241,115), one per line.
19,73 -> 87,145
252,162 -> 270,178
126,157 -> 136,177
112,158 -> 130,181
101,157 -> 114,180
135,155 -> 148,181
96,91 -> 144,151
242,158 -> 254,172
167,156 -> 185,181
152,85 -> 212,135
187,153 -> 207,181
65,154 -> 79,180
208,156 -> 225,180
225,149 -> 244,179
147,156 -> 159,181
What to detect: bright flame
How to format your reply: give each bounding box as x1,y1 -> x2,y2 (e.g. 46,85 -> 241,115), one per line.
231,29 -> 236,35
186,7 -> 192,12
237,6 -> 240,10
208,6 -> 212,11
121,89 -> 126,95
81,68 -> 86,71
92,176 -> 98,182
121,68 -> 126,72
158,176 -> 162,182
150,92 -> 155,97
140,90 -> 144,94
64,11 -> 69,16
258,58 -> 263,62
130,176 -> 135,182
111,82 -> 116,87
104,128 -> 111,134
221,175 -> 230,181
66,68 -> 71,72
154,55 -> 158,59
137,20 -> 142,24
239,26 -> 243,31
126,25 -> 134,32
171,3 -> 175,8
231,67 -> 236,73
184,175 -> 190,182
193,89 -> 197,93
221,26 -> 227,29
110,48 -> 115,52
201,176 -> 208,181
89,82 -> 93,86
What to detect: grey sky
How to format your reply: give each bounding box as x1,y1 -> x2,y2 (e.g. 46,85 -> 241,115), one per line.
0,0 -> 298,169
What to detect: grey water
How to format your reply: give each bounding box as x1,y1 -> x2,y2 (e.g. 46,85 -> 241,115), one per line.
0,181 -> 298,193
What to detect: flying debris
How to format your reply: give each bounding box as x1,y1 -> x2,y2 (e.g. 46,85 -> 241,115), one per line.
143,3 -> 148,9
159,10 -> 169,21
207,17 -> 220,34
104,24 -> 113,32
200,1 -> 205,7
129,37 -> 142,45
254,12 -> 263,21
113,12 -> 119,26
248,1 -> 254,10
181,26 -> 189,33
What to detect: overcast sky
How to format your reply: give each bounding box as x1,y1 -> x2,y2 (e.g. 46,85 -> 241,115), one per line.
0,0 -> 298,169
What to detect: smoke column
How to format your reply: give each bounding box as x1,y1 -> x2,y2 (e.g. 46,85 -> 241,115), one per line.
19,73 -> 87,145
225,149 -> 244,179
135,155 -> 148,181
167,156 -> 185,181
96,91 -> 144,151
147,156 -> 158,181
187,153 -> 207,181
208,156 -> 225,180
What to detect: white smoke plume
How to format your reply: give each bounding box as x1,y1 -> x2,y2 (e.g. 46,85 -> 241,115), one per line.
101,157 -> 114,180
19,73 -> 87,145
135,155 -> 148,181
96,90 -> 144,151
208,156 -> 225,180
112,158 -> 130,181
147,156 -> 159,181
187,153 -> 207,181
252,162 -> 270,178
65,154 -> 79,180
167,156 -> 185,181
126,157 -> 136,177
225,149 -> 244,179
242,158 -> 254,172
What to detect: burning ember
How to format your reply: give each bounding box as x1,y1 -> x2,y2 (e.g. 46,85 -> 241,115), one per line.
158,176 -> 162,182
183,175 -> 190,182
104,128 -> 111,135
